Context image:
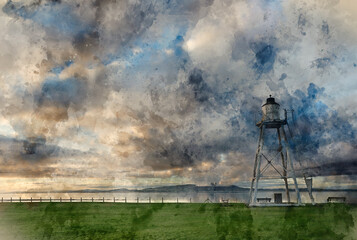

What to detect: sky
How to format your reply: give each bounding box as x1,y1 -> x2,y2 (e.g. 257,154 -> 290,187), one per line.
0,0 -> 356,192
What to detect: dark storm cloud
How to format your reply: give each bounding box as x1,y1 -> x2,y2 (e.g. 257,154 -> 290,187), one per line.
294,84 -> 355,144
119,109 -> 202,170
137,69 -> 263,172
297,160 -> 357,177
137,114 -> 250,170
164,0 -> 214,14
251,42 -> 276,75
27,77 -> 89,126
281,83 -> 357,175
311,57 -> 332,69
188,68 -> 211,103
36,78 -> 87,109
94,0 -> 158,59
72,30 -> 100,56
298,13 -> 307,36
0,136 -> 55,163
137,125 -> 245,171
279,73 -> 287,81
321,21 -> 330,36
2,0 -> 161,61
0,135 -> 92,177
3,0 -> 93,36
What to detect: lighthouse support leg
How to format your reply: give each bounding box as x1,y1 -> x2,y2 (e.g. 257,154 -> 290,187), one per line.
249,125 -> 265,205
249,126 -> 263,204
249,126 -> 264,205
281,127 -> 302,205
277,127 -> 290,203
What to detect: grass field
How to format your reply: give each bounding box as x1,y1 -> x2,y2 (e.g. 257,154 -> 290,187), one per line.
0,203 -> 356,240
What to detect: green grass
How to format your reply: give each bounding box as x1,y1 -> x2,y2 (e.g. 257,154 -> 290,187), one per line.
0,203 -> 356,240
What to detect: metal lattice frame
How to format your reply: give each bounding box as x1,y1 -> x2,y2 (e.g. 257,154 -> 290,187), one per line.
249,124 -> 302,206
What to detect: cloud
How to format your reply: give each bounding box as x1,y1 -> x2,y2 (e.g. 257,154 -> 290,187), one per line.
0,0 -> 357,190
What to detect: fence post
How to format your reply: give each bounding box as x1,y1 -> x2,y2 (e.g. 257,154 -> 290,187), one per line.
60,197 -> 62,203
19,197 -> 21,203
177,198 -> 178,203
81,197 -> 82,202
103,197 -> 104,203
11,197 -> 12,203
114,197 -> 115,203
40,197 -> 42,203
2,197 -> 3,203
162,197 -> 163,203
92,197 -> 93,202
125,197 -> 127,203
137,197 -> 139,203
149,197 -> 151,203
31,197 -> 32,203
50,197 -> 52,202
190,198 -> 191,203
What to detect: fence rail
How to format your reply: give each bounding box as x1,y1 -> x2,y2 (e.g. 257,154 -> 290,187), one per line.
0,197 -> 234,204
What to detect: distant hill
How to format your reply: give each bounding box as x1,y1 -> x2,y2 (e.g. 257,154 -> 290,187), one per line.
67,185 -> 357,193
136,184 -> 248,193
49,184 -> 249,193
8,184 -> 357,194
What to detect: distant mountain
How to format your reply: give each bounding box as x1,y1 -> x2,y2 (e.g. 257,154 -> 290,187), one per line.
136,184 -> 248,193
52,184 -> 249,193
70,188 -> 131,193
8,184 -> 357,194
73,185 -> 357,193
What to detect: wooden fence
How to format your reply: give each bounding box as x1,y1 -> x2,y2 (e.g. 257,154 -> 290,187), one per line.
0,197 -> 200,203
0,197 -> 237,204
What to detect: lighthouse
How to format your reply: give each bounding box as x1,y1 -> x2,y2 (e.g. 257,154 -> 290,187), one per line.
249,96 -> 302,206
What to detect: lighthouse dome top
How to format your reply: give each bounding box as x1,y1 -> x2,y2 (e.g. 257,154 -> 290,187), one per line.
262,95 -> 279,107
